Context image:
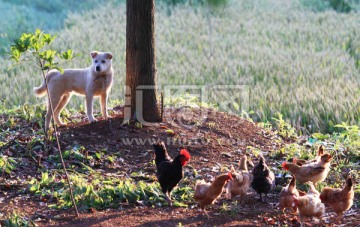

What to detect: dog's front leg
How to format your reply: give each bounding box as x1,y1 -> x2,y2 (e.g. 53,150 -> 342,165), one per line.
86,94 -> 97,123
100,93 -> 109,120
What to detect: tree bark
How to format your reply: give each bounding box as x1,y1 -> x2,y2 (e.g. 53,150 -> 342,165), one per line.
125,0 -> 160,123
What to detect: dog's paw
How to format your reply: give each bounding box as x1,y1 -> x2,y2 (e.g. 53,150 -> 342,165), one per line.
88,117 -> 98,123
104,115 -> 112,120
55,121 -> 67,127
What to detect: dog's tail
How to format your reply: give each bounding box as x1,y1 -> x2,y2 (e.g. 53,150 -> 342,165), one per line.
33,80 -> 47,97
34,70 -> 58,97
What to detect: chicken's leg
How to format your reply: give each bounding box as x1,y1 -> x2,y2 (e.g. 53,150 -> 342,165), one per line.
264,193 -> 269,202
203,209 -> 210,219
299,215 -> 306,227
165,192 -> 173,206
237,195 -> 243,204
260,193 -> 267,202
335,213 -> 343,223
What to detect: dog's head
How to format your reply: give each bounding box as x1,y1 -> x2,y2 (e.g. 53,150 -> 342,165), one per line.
90,51 -> 113,74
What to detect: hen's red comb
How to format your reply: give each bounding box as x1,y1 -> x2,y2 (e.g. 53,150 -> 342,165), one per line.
282,161 -> 288,170
180,149 -> 191,160
228,172 -> 233,180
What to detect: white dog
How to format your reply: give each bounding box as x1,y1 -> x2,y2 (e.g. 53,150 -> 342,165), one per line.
34,51 -> 113,132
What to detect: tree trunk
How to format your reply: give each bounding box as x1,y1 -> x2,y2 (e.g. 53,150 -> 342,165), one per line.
125,0 -> 160,123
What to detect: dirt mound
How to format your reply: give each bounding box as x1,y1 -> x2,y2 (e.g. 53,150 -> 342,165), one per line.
61,107 -> 281,163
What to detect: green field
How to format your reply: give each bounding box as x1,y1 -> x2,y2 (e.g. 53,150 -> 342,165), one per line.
1,0 -> 359,133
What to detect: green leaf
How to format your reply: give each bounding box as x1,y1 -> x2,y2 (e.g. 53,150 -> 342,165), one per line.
233,102 -> 239,111
60,49 -> 74,61
35,29 -> 41,36
85,185 -> 92,196
107,156 -> 114,163
43,33 -> 57,45
10,46 -> 21,62
43,63 -> 51,71
165,129 -> 175,135
126,191 -> 140,203
312,133 -> 330,140
172,201 -> 188,208
5,167 -> 12,174
41,172 -> 49,183
29,184 -> 40,192
63,150 -> 70,159
52,66 -> 64,74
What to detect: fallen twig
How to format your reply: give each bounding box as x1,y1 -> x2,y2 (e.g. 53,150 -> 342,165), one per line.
0,126 -> 28,151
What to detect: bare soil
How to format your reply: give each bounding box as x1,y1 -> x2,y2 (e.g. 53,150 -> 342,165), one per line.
0,107 -> 359,226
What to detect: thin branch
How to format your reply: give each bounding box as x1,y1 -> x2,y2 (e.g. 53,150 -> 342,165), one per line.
161,91 -> 164,122
0,126 -> 28,151
38,58 -> 79,217
0,183 -> 25,188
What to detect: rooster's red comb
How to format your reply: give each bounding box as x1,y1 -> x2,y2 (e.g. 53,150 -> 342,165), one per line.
180,149 -> 191,160
228,172 -> 233,180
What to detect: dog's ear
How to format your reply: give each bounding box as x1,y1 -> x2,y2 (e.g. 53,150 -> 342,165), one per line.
104,52 -> 113,60
90,51 -> 98,58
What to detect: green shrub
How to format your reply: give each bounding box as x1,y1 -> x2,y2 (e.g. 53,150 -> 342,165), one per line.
301,0 -> 359,12
327,0 -> 353,12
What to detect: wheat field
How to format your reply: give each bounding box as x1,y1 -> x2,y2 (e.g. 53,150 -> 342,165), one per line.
1,0 -> 359,132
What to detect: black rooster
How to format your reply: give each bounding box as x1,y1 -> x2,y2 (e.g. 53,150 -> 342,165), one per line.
153,141 -> 191,206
